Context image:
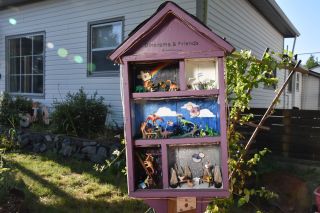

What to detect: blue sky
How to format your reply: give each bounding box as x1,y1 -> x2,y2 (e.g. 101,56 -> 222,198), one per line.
276,0 -> 320,64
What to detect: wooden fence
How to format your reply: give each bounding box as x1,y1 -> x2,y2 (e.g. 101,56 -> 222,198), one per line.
238,108 -> 320,161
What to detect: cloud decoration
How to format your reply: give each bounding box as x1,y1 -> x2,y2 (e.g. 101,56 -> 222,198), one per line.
155,107 -> 178,117
197,109 -> 216,118
181,102 -> 199,109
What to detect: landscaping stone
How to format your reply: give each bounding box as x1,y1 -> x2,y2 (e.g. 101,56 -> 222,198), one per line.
44,135 -> 52,142
90,146 -> 107,163
14,131 -> 118,164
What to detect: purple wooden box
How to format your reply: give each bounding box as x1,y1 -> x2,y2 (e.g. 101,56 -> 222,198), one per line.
110,1 -> 234,211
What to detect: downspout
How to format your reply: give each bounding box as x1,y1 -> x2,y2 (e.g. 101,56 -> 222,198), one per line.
291,37 -> 297,108
196,0 -> 207,24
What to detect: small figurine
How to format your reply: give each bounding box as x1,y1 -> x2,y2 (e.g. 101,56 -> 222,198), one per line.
158,81 -> 168,91
202,161 -> 214,187
135,85 -> 145,93
139,71 -> 156,92
144,153 -> 155,174
213,165 -> 222,188
145,113 -> 164,126
170,167 -> 179,188
140,122 -> 157,139
166,80 -> 179,91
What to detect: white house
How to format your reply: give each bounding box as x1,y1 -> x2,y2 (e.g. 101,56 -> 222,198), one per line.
301,68 -> 320,110
0,0 -> 300,124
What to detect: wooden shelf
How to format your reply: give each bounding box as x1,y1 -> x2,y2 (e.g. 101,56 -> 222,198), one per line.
131,188 -> 229,198
134,137 -> 220,147
132,89 -> 219,99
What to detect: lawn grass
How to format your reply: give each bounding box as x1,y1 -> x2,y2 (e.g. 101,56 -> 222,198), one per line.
1,151 -> 147,213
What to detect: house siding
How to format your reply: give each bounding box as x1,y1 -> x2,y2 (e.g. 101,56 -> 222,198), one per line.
206,0 -> 287,109
0,0 -> 196,124
302,74 -> 320,110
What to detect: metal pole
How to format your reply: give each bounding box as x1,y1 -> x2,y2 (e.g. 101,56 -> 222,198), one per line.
229,60 -> 302,180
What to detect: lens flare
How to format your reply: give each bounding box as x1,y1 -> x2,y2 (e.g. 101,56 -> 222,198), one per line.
9,18 -> 17,25
73,55 -> 83,63
57,48 -> 68,58
46,42 -> 54,49
88,63 -> 96,73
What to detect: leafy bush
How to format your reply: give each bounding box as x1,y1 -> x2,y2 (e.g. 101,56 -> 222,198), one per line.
0,93 -> 33,127
51,88 -> 110,137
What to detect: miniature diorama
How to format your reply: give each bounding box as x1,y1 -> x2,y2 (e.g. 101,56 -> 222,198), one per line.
133,98 -> 220,140
110,1 -> 233,207
135,147 -> 163,190
168,144 -> 223,189
185,59 -> 218,90
132,62 -> 179,93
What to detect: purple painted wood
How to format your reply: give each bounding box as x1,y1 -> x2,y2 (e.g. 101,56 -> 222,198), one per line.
144,199 -> 168,213
135,137 -> 221,146
161,145 -> 169,189
122,50 -> 225,62
132,89 -> 219,99
130,189 -> 229,198
179,60 -> 187,91
218,57 -> 229,192
122,62 -> 135,193
110,2 -> 234,63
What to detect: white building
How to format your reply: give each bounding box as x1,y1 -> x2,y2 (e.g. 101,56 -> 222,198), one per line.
0,0 -> 300,124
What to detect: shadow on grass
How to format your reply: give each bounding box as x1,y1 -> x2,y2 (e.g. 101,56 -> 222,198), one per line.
5,158 -> 147,213
18,150 -> 128,194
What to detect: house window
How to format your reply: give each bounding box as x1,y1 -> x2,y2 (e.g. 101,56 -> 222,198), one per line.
6,32 -> 44,95
88,18 -> 123,76
296,73 -> 300,92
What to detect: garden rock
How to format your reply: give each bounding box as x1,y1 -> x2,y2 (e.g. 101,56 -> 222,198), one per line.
44,135 -> 52,142
14,131 -> 117,164
90,146 -> 107,163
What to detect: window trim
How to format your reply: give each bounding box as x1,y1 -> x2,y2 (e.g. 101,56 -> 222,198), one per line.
5,31 -> 46,98
87,17 -> 124,77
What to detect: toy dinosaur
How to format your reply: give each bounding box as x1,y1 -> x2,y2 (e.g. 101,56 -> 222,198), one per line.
144,153 -> 154,175
135,85 -> 145,93
145,113 -> 164,126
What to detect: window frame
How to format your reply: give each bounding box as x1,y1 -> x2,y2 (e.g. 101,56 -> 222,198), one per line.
87,17 -> 124,77
5,31 -> 46,98
296,72 -> 300,92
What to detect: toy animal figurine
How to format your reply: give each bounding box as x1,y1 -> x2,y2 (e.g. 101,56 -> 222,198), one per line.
166,80 -> 179,91
135,85 -> 145,93
202,161 -> 214,187
213,165 -> 222,188
144,153 -> 154,175
140,122 -> 148,139
144,175 -> 155,188
158,81 -> 168,91
187,179 -> 194,188
139,71 -> 156,92
170,168 -> 179,188
140,122 -> 157,139
145,113 -> 164,126
159,128 -> 173,138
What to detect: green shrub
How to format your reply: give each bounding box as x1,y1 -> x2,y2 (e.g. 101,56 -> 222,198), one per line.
51,88 -> 110,137
0,93 -> 33,127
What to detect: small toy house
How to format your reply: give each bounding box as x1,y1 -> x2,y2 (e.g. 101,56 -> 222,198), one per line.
110,1 -> 234,212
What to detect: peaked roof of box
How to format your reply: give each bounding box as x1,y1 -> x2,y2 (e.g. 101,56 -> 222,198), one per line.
109,1 -> 235,63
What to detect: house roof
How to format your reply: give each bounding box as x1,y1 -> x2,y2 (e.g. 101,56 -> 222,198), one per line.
0,0 -> 299,38
309,70 -> 320,78
110,1 -> 235,63
248,0 -> 300,37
